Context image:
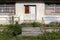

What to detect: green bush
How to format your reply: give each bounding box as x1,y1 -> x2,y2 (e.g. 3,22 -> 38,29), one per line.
46,24 -> 58,27
21,23 -> 33,27
7,21 -> 22,36
32,22 -> 42,27
21,22 -> 42,27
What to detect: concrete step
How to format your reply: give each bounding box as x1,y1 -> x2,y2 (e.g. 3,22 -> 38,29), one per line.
22,27 -> 42,36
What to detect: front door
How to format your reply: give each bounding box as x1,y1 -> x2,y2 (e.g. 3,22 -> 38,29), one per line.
29,6 -> 36,20
24,5 -> 36,21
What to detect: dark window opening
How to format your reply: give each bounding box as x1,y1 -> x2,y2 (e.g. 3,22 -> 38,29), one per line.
25,5 -> 29,14
24,5 -> 36,14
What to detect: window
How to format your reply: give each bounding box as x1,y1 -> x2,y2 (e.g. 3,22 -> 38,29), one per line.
45,4 -> 60,15
25,5 -> 29,14
24,5 -> 36,14
55,5 -> 60,14
0,4 -> 15,14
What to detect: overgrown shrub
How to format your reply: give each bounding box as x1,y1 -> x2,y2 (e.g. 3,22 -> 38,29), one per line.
21,22 -> 42,27
32,22 -> 42,27
46,22 -> 60,27
21,23 -> 33,27
7,21 -> 22,36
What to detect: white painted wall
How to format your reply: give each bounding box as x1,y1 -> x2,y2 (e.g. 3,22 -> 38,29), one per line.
1,3 -> 59,24
36,3 -> 45,23
16,3 -> 45,23
15,3 -> 24,23
16,3 -> 60,24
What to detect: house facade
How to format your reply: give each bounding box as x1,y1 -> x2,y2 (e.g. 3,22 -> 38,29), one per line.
0,0 -> 60,24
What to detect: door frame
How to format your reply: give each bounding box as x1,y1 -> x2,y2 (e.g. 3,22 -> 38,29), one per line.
24,5 -> 37,21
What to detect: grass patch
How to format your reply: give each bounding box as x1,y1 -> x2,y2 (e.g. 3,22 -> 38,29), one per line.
0,31 -> 60,40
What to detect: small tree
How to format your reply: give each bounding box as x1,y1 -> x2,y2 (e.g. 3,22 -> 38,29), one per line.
9,16 -> 14,24
7,16 -> 22,37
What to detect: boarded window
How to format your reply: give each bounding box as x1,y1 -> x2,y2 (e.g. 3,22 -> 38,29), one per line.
45,4 -> 60,15
25,5 -> 29,14
0,4 -> 15,15
45,4 -> 55,15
